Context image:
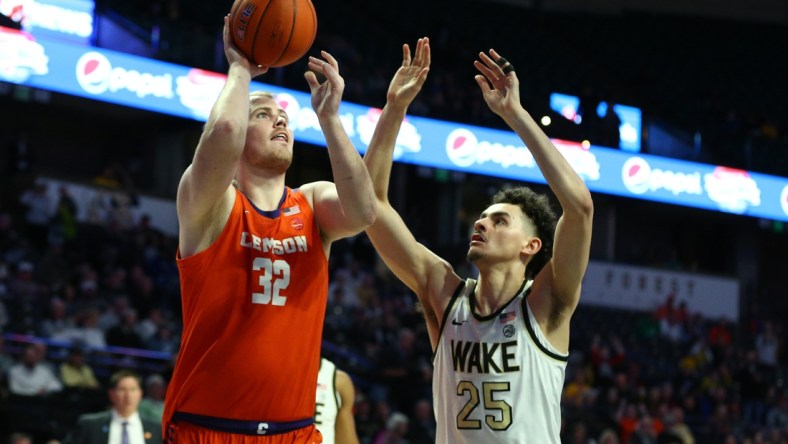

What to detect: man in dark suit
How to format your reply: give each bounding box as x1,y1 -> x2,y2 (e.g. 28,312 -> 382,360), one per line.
66,369 -> 162,444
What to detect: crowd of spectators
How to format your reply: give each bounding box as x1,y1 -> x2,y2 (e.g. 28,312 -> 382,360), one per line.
0,168 -> 786,443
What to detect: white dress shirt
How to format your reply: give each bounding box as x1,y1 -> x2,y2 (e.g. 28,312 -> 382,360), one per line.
109,410 -> 146,444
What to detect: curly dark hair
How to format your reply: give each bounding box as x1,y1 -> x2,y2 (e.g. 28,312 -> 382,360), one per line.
491,186 -> 557,279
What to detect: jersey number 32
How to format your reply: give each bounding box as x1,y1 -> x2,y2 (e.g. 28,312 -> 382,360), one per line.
251,257 -> 291,306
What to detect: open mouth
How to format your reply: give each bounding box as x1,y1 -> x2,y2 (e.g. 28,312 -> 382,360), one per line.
271,132 -> 289,142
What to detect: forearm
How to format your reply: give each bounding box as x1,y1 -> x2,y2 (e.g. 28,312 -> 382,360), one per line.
201,63 -> 253,152
504,106 -> 592,214
364,103 -> 408,201
320,115 -> 376,226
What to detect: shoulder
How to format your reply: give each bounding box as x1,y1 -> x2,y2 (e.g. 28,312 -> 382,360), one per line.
78,410 -> 110,425
335,369 -> 355,402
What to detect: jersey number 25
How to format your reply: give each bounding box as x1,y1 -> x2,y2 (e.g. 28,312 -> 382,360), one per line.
457,380 -> 513,431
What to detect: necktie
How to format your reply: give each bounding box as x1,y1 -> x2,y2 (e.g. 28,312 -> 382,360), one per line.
121,421 -> 130,444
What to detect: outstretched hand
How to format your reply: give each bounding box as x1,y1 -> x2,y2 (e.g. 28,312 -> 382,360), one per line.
386,37 -> 431,109
473,49 -> 520,118
222,15 -> 267,78
305,51 -> 345,119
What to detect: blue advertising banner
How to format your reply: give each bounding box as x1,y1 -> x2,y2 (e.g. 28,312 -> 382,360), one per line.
0,0 -> 94,45
2,28 -> 788,222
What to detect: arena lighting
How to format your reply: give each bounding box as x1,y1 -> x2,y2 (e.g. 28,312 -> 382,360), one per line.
2,32 -> 788,223
550,91 -> 642,152
540,115 -> 551,126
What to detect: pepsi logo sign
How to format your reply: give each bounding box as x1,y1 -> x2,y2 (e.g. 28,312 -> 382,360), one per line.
445,128 -> 535,169
622,157 -> 702,196
76,51 -> 174,99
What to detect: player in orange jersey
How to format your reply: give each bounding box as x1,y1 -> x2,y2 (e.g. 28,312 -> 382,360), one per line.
162,15 -> 376,443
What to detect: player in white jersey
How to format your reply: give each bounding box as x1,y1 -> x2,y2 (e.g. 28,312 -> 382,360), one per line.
363,38 -> 593,443
315,358 -> 360,444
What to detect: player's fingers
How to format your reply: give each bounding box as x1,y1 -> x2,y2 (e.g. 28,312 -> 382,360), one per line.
474,74 -> 492,95
402,44 -> 412,68
474,59 -> 496,81
422,38 -> 431,68
304,71 -> 318,90
320,51 -> 339,71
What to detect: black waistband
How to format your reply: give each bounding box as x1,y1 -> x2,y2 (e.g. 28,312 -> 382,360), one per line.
172,412 -> 314,436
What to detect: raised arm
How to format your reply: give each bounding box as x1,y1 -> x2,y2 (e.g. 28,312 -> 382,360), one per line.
364,39 -> 461,342
474,49 -> 594,316
176,16 -> 266,257
301,51 -> 376,243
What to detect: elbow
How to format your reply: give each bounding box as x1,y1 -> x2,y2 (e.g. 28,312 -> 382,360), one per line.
358,199 -> 378,229
205,116 -> 246,146
579,191 -> 594,219
568,190 -> 594,222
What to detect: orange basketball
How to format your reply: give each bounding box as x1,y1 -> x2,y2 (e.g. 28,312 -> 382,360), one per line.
230,0 -> 317,68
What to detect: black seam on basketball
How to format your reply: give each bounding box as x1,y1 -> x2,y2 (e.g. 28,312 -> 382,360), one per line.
250,0 -> 274,65
272,0 -> 297,66
309,0 -> 317,45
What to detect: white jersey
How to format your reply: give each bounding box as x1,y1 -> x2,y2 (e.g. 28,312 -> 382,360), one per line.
433,278 -> 568,444
315,358 -> 340,444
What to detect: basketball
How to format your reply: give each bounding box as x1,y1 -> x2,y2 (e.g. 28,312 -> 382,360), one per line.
230,0 -> 317,68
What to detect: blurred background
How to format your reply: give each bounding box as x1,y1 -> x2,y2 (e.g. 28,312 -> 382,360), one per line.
0,0 -> 786,442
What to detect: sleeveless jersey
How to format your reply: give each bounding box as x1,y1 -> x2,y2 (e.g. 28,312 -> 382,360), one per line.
164,187 -> 329,426
314,358 -> 340,444
432,278 -> 568,444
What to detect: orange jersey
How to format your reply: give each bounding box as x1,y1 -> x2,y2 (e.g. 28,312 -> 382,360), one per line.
165,187 -> 328,425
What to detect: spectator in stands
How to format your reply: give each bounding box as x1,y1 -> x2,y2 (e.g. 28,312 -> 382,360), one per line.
597,428 -> 619,444
7,260 -> 43,334
663,406 -> 696,444
567,421 -> 594,444
755,321 -> 780,370
19,181 -> 53,250
60,348 -> 100,390
352,392 -> 380,443
406,399 -> 436,444
54,308 -> 107,349
138,373 -> 166,421
737,350 -> 768,428
563,368 -> 593,409
65,369 -> 162,444
765,393 -> 788,429
106,309 -> 144,349
98,296 -> 131,332
146,322 -> 179,354
376,328 -> 429,412
40,297 -> 75,339
374,412 -> 409,444
135,307 -> 163,345
50,185 -> 79,246
630,414 -> 660,444
8,343 -> 63,396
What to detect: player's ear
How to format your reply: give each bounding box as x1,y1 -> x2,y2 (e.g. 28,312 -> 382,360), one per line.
521,237 -> 541,256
